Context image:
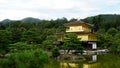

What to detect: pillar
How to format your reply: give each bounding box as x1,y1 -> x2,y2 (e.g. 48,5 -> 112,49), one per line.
88,42 -> 97,49
92,42 -> 97,49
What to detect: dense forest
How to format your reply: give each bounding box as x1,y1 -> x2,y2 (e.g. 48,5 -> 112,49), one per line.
0,14 -> 120,67
83,14 -> 120,31
83,14 -> 120,52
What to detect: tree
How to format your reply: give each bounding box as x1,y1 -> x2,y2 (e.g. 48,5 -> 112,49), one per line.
69,18 -> 77,22
9,42 -> 35,52
42,35 -> 57,50
0,30 -> 11,54
10,28 -> 23,43
114,33 -> 120,39
63,33 -> 83,54
96,29 -> 106,35
97,33 -> 113,48
109,33 -> 120,53
109,39 -> 120,53
107,28 -> 118,36
52,47 -> 60,59
21,30 -> 41,44
42,40 -> 53,50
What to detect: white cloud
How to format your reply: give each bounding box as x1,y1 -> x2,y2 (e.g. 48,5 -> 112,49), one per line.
0,0 -> 120,21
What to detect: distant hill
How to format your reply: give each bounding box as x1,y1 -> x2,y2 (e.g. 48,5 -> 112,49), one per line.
0,19 -> 12,24
83,14 -> 120,23
0,17 -> 41,24
83,14 -> 120,31
21,17 -> 41,23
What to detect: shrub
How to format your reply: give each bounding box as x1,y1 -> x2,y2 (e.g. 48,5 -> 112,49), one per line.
0,49 -> 49,68
52,47 -> 60,59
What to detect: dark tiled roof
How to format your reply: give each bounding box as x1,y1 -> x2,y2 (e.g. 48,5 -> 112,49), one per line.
64,20 -> 93,26
75,32 -> 91,34
66,32 -> 91,34
53,41 -> 63,45
55,32 -> 64,35
56,32 -> 96,35
53,41 -> 61,45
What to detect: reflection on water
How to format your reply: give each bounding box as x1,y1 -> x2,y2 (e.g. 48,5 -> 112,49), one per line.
60,62 -> 99,68
60,55 -> 98,68
60,62 -> 78,68
92,55 -> 97,62
45,54 -> 120,68
83,63 -> 99,68
85,55 -> 97,63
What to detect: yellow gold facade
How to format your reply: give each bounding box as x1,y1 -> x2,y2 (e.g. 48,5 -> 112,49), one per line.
64,22 -> 97,41
57,21 -> 97,42
77,34 -> 97,41
66,25 -> 91,33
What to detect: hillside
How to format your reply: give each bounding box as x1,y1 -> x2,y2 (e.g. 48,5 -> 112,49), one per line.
0,17 -> 41,24
0,14 -> 120,32
83,14 -> 120,31
0,19 -> 12,24
21,17 -> 41,23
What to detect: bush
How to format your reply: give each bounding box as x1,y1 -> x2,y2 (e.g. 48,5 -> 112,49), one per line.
0,49 -> 49,68
52,47 -> 60,59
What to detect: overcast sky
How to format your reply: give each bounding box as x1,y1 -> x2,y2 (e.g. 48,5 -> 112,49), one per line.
0,0 -> 120,21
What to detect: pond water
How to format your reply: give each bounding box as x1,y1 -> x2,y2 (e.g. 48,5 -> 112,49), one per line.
44,54 -> 120,68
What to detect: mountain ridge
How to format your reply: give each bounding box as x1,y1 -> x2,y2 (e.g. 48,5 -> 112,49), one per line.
0,17 -> 41,23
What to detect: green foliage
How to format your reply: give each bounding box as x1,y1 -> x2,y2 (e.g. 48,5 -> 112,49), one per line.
46,35 -> 57,41
0,30 -> 11,54
107,28 -> 118,36
52,47 -> 60,58
63,33 -> 78,49
83,14 -> 120,31
109,39 -> 120,53
9,42 -> 37,52
10,28 -> 23,43
97,33 -> 113,48
69,18 -> 77,22
97,28 -> 120,53
0,49 -> 49,68
42,35 -> 58,50
42,40 -> 53,50
76,45 -> 84,54
63,33 -> 83,54
0,18 -> 69,55
96,29 -> 106,35
114,33 -> 120,39
22,30 -> 41,44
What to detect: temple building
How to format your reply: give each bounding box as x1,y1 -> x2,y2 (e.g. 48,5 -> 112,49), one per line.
56,20 -> 97,50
